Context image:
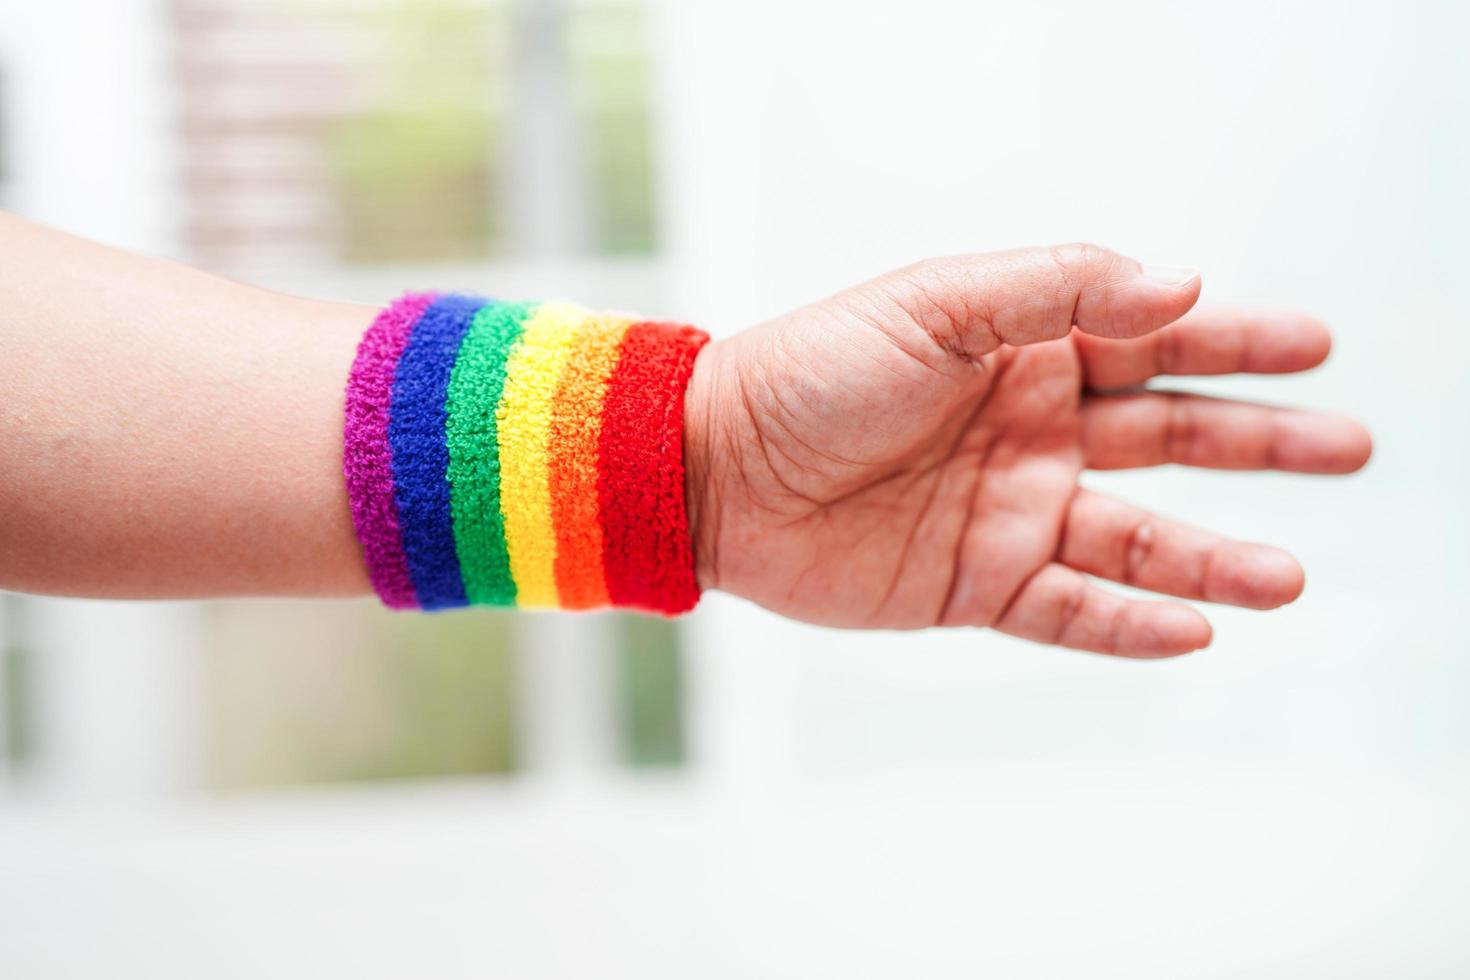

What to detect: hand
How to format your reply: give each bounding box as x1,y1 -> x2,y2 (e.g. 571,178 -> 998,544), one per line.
683,244 -> 1372,657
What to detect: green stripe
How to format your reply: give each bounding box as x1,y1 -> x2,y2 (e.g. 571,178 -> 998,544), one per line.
446,300 -> 538,604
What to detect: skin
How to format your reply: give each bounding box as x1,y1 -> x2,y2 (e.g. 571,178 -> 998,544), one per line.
0,215 -> 1371,657
683,246 -> 1371,657
0,212 -> 373,598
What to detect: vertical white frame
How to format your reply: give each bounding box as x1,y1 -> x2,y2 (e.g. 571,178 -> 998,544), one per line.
0,0 -> 201,802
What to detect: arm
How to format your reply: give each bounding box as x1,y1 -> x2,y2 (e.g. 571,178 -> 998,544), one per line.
1,214 -> 1371,656
0,211 -> 374,598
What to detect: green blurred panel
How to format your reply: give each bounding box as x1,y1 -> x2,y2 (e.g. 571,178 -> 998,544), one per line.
1,595 -> 33,771
2,646 -> 34,771
282,0 -> 658,262
615,614 -> 684,767
324,1 -> 513,262
564,3 -> 659,255
202,601 -> 517,789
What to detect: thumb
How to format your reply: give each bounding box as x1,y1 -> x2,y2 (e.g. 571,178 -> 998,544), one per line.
844,243 -> 1201,361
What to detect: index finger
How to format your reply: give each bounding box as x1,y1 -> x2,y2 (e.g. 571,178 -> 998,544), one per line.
1076,304 -> 1333,390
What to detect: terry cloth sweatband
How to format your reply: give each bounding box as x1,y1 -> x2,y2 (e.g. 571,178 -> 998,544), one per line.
343,292 -> 709,615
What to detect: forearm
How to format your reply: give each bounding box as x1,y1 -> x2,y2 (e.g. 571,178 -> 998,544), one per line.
0,212 -> 374,599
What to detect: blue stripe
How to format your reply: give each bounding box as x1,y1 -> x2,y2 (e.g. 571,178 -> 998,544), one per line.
388,293 -> 488,609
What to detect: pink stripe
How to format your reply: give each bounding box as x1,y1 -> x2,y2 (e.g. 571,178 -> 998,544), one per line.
343,292 -> 436,608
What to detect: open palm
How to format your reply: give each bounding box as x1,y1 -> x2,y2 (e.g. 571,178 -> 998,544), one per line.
684,245 -> 1371,657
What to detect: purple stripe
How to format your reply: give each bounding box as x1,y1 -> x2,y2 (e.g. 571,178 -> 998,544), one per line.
343,292 -> 437,609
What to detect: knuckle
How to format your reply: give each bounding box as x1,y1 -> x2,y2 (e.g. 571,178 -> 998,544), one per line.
1163,394 -> 1196,462
1052,580 -> 1089,646
1043,242 -> 1129,338
1158,324 -> 1184,374
1121,518 -> 1156,585
1047,242 -> 1119,281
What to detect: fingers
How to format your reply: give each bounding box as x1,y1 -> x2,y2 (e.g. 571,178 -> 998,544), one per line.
856,243 -> 1202,363
1081,391 -> 1373,473
988,486 -> 1308,656
1076,304 -> 1333,389
993,563 -> 1212,659
1059,490 -> 1304,609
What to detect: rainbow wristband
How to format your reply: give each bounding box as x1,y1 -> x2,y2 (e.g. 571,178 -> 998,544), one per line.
343,293 -> 708,614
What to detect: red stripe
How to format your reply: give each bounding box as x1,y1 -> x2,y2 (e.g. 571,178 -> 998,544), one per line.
596,321 -> 709,613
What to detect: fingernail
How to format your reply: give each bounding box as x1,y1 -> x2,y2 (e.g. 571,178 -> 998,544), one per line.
1141,264 -> 1200,287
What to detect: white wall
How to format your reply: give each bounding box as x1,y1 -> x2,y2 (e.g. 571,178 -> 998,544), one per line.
0,0 -> 177,251
661,0 -> 1470,781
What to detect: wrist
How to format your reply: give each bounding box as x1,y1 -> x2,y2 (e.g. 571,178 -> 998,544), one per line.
682,340 -> 722,593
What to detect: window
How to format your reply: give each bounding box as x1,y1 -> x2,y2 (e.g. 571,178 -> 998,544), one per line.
168,0 -> 684,789
171,0 -> 659,270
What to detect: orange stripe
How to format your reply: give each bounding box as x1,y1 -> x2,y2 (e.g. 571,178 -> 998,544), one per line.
548,313 -> 632,608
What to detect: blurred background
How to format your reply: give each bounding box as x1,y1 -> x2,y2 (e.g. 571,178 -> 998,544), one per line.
0,0 -> 1466,976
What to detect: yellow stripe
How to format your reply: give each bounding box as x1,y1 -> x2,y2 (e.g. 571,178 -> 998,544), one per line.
496,301 -> 587,607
